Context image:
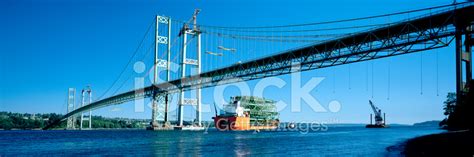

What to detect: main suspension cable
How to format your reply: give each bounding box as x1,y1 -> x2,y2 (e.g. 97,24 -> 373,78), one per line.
188,3 -> 466,29
96,19 -> 155,101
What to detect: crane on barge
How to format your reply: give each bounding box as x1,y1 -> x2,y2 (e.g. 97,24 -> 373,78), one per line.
366,100 -> 387,128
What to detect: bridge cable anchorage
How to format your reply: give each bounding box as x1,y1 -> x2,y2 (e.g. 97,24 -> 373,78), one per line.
96,18 -> 155,101
191,2 -> 467,29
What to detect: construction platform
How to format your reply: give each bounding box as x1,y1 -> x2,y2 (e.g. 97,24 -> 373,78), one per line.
173,125 -> 205,131
146,122 -> 205,131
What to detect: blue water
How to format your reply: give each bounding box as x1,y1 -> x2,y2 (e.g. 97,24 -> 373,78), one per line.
0,125 -> 443,156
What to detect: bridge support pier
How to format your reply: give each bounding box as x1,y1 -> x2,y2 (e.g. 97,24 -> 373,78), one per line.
177,9 -> 203,129
465,25 -> 472,86
177,30 -> 187,126
80,86 -> 92,130
66,88 -> 76,130
455,23 -> 472,106
150,15 -> 172,130
177,28 -> 203,127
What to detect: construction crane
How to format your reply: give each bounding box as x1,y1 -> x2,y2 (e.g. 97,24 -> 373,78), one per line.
366,100 -> 387,128
179,9 -> 201,37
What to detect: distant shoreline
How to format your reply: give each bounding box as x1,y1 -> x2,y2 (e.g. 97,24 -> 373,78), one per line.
2,124 -> 420,131
0,128 -> 147,131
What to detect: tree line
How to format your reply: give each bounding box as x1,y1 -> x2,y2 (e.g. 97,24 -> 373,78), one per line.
0,112 -> 148,130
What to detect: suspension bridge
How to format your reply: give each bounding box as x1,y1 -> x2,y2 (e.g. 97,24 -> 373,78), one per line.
44,3 -> 473,130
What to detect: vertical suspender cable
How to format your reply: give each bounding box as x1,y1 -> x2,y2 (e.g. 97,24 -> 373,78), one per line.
210,28 -> 214,70
255,29 -> 257,60
234,30 -> 237,62
366,62 -> 369,92
372,61 -> 374,98
280,27 -> 283,55
205,31 -> 208,72
270,28 -> 274,54
421,52 -> 423,95
436,49 -> 439,96
224,28 -> 226,66
219,29 -> 223,67
333,68 -> 336,94
349,65 -> 351,90
388,58 -> 391,100
387,15 -> 391,100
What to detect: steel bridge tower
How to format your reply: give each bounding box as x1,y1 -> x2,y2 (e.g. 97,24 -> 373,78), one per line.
66,88 -> 76,130
150,15 -> 172,129
80,86 -> 92,130
454,19 -> 473,105
177,9 -> 202,127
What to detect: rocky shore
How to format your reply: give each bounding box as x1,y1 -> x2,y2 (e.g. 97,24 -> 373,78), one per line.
393,130 -> 473,156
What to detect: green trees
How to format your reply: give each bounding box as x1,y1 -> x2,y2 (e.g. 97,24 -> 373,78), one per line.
0,117 -> 14,130
0,112 -> 147,130
440,92 -> 456,128
0,112 -> 40,129
441,81 -> 474,130
443,93 -> 456,117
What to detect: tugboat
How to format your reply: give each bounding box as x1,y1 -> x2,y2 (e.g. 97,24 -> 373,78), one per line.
366,100 -> 388,128
212,96 -> 280,131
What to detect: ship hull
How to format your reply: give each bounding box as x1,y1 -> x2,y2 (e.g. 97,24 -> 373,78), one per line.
365,124 -> 388,128
213,116 -> 278,131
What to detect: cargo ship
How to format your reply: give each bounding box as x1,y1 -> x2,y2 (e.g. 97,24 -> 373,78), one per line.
212,96 -> 279,131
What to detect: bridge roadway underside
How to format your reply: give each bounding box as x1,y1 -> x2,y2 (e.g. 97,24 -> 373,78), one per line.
44,5 -> 474,130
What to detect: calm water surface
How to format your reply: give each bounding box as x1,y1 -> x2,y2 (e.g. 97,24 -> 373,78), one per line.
0,125 -> 443,156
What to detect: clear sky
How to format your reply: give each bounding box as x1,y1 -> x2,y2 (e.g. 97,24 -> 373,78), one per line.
1,0 -> 469,124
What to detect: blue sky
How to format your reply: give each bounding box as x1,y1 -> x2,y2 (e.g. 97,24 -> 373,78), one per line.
0,0 -> 468,124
